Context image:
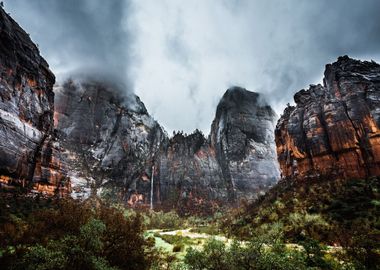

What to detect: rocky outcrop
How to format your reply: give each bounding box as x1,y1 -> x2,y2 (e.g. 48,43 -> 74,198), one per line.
155,88 -> 279,213
210,88 -> 280,201
155,130 -> 226,213
0,7 -> 69,194
55,82 -> 279,209
276,56 -> 380,180
54,79 -> 166,200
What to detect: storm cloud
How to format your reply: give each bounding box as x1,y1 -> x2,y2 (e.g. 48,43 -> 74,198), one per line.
4,0 -> 380,134
4,0 -> 132,90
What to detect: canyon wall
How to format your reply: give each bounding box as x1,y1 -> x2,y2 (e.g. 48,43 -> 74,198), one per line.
54,79 -> 167,200
276,56 -> 380,180
0,4 -> 279,207
54,82 -> 279,209
156,87 -> 280,212
0,7 -> 69,195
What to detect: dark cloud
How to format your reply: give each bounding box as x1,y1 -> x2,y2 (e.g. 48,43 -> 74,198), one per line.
4,0 -> 132,91
131,0 -> 380,133
3,0 -> 380,133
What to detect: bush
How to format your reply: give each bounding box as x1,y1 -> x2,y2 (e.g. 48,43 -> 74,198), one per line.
184,223 -> 308,270
0,198 -> 158,270
144,210 -> 183,230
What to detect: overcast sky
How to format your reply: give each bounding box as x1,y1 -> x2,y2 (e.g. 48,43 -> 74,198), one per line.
4,0 -> 380,134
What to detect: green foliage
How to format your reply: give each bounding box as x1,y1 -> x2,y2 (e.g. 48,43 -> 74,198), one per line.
184,224 -> 308,270
185,238 -> 227,270
2,177 -> 379,269
80,218 -> 106,251
19,243 -> 67,270
0,198 -> 158,270
188,225 -> 219,235
144,210 -> 184,230
157,233 -> 197,247
285,212 -> 330,240
182,222 -> 356,269
219,177 -> 380,269
298,237 -> 336,269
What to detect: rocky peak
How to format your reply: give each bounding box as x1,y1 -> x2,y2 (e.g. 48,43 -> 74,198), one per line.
276,56 -> 380,180
216,87 -> 260,113
293,84 -> 325,105
211,87 -> 277,159
210,87 -> 280,202
54,78 -> 167,200
167,129 -> 206,155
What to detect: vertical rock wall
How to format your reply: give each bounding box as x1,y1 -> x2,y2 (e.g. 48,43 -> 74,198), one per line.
276,56 -> 380,180
0,7 -> 69,194
55,83 -> 280,209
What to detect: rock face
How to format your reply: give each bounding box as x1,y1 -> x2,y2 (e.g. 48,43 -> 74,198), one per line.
54,79 -> 166,200
0,6 -> 279,206
0,7 -> 69,194
210,88 -> 280,201
154,130 -> 226,213
55,83 -> 280,209
155,88 -> 279,213
276,56 -> 380,180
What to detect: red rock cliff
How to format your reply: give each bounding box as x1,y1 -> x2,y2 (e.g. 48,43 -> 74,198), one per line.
276,56 -> 380,180
0,7 -> 69,195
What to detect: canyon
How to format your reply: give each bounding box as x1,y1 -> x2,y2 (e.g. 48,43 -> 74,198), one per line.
0,6 -> 279,209
0,7 -> 380,211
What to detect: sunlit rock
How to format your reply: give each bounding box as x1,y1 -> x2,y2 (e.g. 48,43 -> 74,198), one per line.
276,56 -> 380,180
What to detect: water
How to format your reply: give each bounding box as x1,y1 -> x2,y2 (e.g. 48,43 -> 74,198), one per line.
150,165 -> 154,210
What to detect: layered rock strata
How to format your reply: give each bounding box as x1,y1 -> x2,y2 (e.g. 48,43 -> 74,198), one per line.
0,7 -> 69,195
276,56 -> 380,180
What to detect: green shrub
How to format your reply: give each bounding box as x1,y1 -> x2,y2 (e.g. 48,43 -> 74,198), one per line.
0,198 -> 158,270
144,210 -> 183,229
184,224 -> 308,270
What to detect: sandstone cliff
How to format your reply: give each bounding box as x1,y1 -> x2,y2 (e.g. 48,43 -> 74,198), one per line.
276,56 -> 380,180
210,88 -> 280,198
54,78 -> 167,200
0,7 -> 69,195
156,88 -> 280,212
55,82 -> 279,209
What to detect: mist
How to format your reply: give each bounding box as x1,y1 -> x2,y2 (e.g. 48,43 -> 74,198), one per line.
4,0 -> 133,91
131,0 -> 380,134
4,0 -> 380,134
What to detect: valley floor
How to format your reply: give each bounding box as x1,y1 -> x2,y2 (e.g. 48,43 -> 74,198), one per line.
1,176 -> 379,270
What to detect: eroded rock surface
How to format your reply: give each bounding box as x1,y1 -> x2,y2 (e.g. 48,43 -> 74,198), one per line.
55,82 -> 279,210
0,7 -> 69,194
54,79 -> 166,200
276,56 -> 380,180
210,88 -> 280,201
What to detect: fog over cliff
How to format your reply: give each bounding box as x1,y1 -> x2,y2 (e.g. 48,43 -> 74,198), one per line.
4,0 -> 380,133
